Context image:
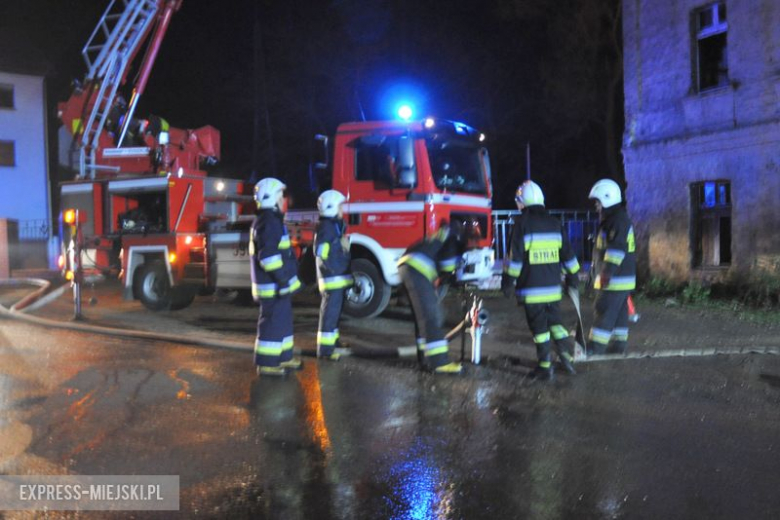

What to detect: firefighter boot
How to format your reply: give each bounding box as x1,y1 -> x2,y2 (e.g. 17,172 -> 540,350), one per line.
558,352 -> 577,375
257,366 -> 287,378
586,341 -> 608,357
553,336 -> 577,375
529,362 -> 555,382
280,358 -> 304,371
607,341 -> 627,355
333,341 -> 352,358
434,362 -> 463,375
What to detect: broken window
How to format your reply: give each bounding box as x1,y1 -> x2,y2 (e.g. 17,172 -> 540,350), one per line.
0,84 -> 13,109
0,140 -> 15,166
694,2 -> 728,91
691,180 -> 731,267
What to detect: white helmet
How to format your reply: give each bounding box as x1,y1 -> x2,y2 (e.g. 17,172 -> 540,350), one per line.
589,179 -> 622,208
515,180 -> 545,207
254,177 -> 286,209
317,189 -> 347,218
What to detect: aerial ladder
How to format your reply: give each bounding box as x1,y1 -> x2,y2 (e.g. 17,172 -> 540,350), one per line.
69,0 -> 182,179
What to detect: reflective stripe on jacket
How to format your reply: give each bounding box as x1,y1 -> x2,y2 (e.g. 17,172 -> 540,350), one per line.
315,217 -> 353,292
592,206 -> 636,291
503,205 -> 580,303
250,209 -> 299,299
397,228 -> 461,283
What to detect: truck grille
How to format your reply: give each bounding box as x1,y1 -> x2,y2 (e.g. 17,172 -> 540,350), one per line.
450,212 -> 488,238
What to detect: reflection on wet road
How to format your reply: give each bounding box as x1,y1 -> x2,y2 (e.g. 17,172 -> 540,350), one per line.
1,319 -> 780,518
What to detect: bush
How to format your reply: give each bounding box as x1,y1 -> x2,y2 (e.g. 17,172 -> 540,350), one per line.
738,273 -> 780,308
642,277 -> 679,297
681,282 -> 711,304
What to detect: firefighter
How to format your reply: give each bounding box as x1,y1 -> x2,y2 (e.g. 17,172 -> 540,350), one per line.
397,221 -> 472,374
250,177 -> 303,377
314,189 -> 353,361
137,114 -> 170,145
501,180 -> 581,381
587,179 -> 636,355
106,95 -> 127,142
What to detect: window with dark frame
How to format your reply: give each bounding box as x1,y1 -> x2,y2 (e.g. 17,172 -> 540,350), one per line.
0,140 -> 15,166
694,2 -> 728,92
354,135 -> 407,189
691,180 -> 731,268
0,84 -> 13,109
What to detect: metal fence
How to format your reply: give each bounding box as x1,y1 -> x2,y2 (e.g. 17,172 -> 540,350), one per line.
492,209 -> 599,264
17,219 -> 51,242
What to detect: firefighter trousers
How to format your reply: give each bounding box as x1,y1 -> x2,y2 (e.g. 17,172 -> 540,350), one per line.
588,290 -> 630,355
254,294 -> 294,367
523,302 -> 576,368
317,287 -> 345,357
399,265 -> 450,370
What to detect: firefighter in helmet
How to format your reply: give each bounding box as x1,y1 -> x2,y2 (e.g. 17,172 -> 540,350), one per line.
397,220 -> 476,374
250,177 -> 303,377
501,180 -> 580,381
587,179 -> 636,355
314,189 -> 353,361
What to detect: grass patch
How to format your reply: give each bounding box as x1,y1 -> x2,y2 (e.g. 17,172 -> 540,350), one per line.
638,275 -> 780,326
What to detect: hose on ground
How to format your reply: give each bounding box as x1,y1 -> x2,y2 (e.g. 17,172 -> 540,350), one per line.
0,278 -> 251,353
2,279 -> 779,362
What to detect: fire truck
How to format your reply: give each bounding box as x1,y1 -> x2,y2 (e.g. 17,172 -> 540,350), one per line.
58,0 -> 495,318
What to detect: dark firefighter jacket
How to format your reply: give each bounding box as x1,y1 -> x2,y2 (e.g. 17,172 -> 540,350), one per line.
503,205 -> 580,304
592,205 -> 636,291
397,227 -> 461,283
250,209 -> 301,300
315,217 -> 353,292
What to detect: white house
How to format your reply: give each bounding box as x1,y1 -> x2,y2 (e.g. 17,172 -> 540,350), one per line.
0,70 -> 50,230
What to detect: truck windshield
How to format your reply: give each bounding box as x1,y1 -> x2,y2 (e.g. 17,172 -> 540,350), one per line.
425,139 -> 488,195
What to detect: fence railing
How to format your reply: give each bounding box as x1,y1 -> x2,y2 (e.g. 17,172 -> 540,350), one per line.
17,219 -> 51,242
492,209 -> 598,264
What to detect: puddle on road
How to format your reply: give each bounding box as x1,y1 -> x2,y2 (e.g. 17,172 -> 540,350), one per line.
168,369 -> 192,400
759,372 -> 780,389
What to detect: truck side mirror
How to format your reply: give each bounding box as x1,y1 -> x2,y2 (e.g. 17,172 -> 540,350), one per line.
398,168 -> 417,188
309,134 -> 330,192
313,134 -> 329,170
396,135 -> 417,188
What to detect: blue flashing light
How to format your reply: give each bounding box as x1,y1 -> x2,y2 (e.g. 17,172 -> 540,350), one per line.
397,104 -> 414,121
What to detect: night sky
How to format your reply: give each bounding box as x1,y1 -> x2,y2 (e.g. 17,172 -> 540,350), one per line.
3,0 -> 623,210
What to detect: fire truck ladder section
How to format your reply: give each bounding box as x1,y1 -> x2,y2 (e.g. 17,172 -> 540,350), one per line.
78,0 -> 159,179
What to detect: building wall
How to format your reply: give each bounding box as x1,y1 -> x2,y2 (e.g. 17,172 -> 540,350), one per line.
622,0 -> 780,283
0,71 -> 49,225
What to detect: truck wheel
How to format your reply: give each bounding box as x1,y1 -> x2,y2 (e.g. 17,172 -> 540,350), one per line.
344,258 -> 391,319
134,261 -> 173,311
170,287 -> 196,311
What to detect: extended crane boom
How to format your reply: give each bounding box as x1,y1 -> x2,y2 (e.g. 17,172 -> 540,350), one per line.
58,0 -> 218,180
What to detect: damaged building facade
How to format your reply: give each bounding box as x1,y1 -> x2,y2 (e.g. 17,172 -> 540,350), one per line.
621,0 -> 780,285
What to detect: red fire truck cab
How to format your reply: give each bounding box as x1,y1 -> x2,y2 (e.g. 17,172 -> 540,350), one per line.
294,116 -> 495,317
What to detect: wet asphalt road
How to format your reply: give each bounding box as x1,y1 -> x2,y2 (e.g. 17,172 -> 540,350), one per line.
2,305 -> 780,519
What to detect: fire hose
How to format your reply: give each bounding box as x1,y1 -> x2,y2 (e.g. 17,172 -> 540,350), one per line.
393,290 -> 489,363
3,279 -> 779,362
0,278 -> 252,353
